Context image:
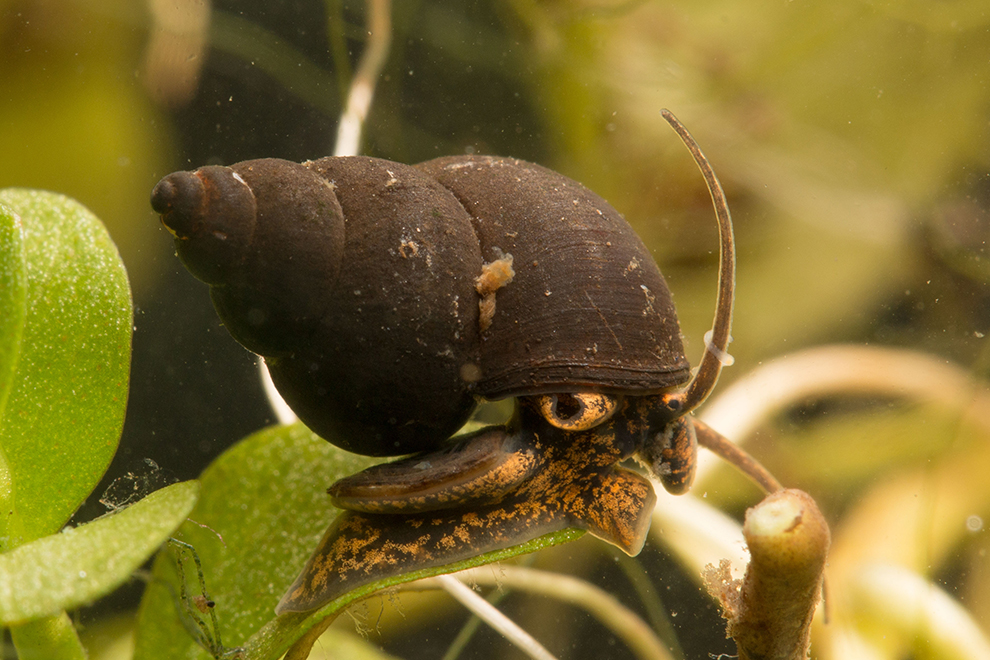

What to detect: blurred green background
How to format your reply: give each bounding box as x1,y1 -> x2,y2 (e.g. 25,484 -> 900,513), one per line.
2,0 -> 989,658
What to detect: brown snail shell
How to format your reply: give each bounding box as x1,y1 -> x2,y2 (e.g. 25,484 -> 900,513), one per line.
152,154 -> 690,456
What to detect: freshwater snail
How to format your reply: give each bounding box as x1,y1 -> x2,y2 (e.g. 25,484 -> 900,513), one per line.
152,111 -> 780,612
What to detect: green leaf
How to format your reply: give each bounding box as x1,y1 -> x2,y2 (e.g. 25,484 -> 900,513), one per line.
0,481 -> 199,625
0,202 -> 27,442
135,424 -> 372,658
241,528 -> 581,660
133,423 -> 584,660
9,612 -> 87,660
0,202 -> 28,551
0,189 -> 132,546
133,423 -> 376,660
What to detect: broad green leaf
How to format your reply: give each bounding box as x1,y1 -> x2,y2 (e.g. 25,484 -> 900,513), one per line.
0,480 -> 199,625
0,189 -> 132,545
134,423 -> 582,660
133,423 -> 377,660
9,612 -> 87,660
0,203 -> 26,440
0,203 -> 27,551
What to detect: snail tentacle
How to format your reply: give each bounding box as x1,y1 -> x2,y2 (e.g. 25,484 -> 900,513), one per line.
660,109 -> 736,415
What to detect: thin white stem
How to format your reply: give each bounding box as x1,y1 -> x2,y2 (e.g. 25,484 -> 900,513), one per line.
333,0 -> 392,157
434,574 -> 559,660
258,358 -> 297,425
851,563 -> 990,660
443,566 -> 675,660
142,0 -> 210,107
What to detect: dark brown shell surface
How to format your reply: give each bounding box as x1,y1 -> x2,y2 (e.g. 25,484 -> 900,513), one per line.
155,154 -> 691,457
208,159 -> 347,357
418,155 -> 690,398
267,157 -> 485,455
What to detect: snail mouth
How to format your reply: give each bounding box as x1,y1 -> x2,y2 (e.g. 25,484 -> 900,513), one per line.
159,221 -> 185,240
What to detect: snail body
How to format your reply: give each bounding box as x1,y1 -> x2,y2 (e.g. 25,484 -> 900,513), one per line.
153,111 -> 758,612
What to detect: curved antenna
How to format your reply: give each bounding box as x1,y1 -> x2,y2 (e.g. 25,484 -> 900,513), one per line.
661,109 -> 736,414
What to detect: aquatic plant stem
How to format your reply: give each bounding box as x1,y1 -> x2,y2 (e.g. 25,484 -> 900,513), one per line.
414,566 -> 673,660
436,574 -> 559,660
704,489 -> 829,660
333,0 -> 392,157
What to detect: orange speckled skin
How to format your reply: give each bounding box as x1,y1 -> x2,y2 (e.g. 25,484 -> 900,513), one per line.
277,401 -> 664,613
